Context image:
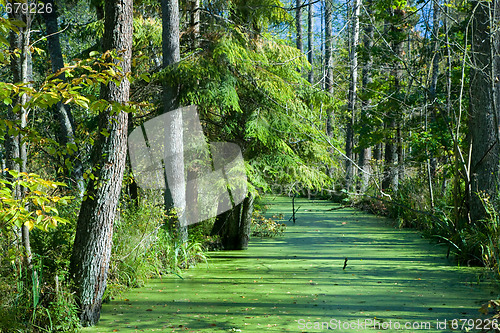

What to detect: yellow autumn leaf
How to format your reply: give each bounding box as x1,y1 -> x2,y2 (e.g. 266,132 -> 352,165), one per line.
25,219 -> 34,231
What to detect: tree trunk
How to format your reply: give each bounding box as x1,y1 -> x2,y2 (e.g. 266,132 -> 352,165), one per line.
444,4 -> 462,223
397,124 -> 404,183
374,143 -> 382,161
126,116 -> 139,207
189,0 -> 200,49
42,0 -> 84,196
320,0 -> 324,89
162,0 -> 181,108
70,0 -> 132,326
296,0 -> 303,52
382,7 -> 405,192
211,194 -> 254,250
358,0 -> 373,192
324,0 -> 333,97
426,0 -> 440,201
382,120 -> 398,191
162,0 -> 188,243
345,0 -> 361,191
325,0 -> 335,177
308,0 -> 314,83
8,1 -> 32,267
469,0 -> 500,223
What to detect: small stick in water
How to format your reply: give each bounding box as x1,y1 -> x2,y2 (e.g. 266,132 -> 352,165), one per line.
343,257 -> 348,270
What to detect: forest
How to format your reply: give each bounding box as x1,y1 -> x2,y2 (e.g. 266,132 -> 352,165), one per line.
1,0 -> 500,331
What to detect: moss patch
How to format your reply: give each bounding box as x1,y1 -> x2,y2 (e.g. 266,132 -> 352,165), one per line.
84,197 -> 496,332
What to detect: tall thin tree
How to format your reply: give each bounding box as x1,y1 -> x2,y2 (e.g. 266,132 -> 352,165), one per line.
162,0 -> 188,243
42,0 -> 84,196
382,5 -> 405,192
358,0 -> 373,192
345,0 -> 361,191
189,0 -> 200,49
469,0 -> 500,223
325,0 -> 334,134
308,0 -> 314,83
325,0 -> 335,178
426,0 -> 441,208
296,0 -> 303,52
8,0 -> 33,268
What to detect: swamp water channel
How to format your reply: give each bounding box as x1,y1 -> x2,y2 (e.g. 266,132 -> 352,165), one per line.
84,197 -> 497,332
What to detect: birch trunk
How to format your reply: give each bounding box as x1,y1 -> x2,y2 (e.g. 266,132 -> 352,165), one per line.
162,0 -> 188,243
345,0 -> 361,191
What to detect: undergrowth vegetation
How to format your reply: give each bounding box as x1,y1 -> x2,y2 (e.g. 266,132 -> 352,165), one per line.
356,170 -> 500,278
0,192 -> 211,332
105,199 -> 209,300
251,202 -> 286,238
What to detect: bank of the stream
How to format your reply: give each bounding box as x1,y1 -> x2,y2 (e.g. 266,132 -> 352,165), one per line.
84,197 -> 497,332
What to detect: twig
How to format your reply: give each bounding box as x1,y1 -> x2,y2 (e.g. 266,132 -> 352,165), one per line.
31,24 -> 70,47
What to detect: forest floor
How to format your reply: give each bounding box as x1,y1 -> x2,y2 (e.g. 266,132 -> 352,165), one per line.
84,197 -> 497,332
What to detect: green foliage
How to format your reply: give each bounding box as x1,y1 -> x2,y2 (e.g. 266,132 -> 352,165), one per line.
106,201 -> 208,299
370,174 -> 500,272
229,0 -> 290,32
0,171 -> 78,332
0,170 -> 72,234
0,256 -> 80,333
157,25 -> 333,194
0,17 -> 137,332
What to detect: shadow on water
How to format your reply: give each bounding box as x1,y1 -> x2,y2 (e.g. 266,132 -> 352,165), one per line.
84,196 -> 497,332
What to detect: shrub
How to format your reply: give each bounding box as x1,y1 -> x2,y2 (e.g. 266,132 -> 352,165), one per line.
251,211 -> 286,238
106,200 -> 208,299
0,256 -> 80,333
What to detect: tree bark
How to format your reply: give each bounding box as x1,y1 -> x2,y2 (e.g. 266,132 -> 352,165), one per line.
162,0 -> 188,243
382,7 -> 405,192
42,0 -> 84,196
382,119 -> 398,191
345,0 -> 361,191
8,0 -> 33,267
127,116 -> 139,208
325,0 -> 335,178
70,0 -> 132,326
320,0 -> 324,89
358,0 -> 373,192
308,0 -> 314,83
423,0 -> 441,208
211,194 -> 254,250
324,0 -> 333,97
469,0 -> 500,223
296,0 -> 303,52
189,0 -> 200,49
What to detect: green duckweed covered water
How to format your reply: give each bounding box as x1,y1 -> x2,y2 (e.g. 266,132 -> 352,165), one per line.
84,197 -> 497,332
